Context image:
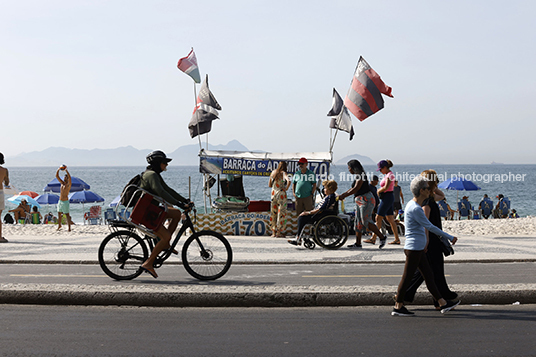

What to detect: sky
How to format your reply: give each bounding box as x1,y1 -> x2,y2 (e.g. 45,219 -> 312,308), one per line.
1,0 -> 535,164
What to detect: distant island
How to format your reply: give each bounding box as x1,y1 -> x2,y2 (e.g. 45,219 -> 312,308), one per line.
335,154 -> 375,166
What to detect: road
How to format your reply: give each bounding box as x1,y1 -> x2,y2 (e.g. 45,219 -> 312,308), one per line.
1,304 -> 534,356
2,262 -> 536,286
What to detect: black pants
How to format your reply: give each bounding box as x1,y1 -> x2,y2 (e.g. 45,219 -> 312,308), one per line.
396,249 -> 442,303
404,240 -> 457,302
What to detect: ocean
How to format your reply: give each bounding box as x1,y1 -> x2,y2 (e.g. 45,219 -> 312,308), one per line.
3,164 -> 535,223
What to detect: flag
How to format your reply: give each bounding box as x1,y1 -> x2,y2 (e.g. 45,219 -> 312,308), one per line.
177,48 -> 201,83
328,88 -> 354,140
188,75 -> 222,138
344,56 -> 393,121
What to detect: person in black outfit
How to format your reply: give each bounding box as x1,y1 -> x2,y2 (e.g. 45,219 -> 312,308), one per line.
404,170 -> 458,309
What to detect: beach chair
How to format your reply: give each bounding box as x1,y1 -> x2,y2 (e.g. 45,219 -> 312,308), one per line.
479,198 -> 493,219
438,200 -> 449,220
85,205 -> 102,225
104,208 -> 117,224
499,197 -> 510,218
457,199 -> 472,220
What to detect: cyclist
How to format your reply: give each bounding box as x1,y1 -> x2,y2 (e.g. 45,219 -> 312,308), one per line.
140,150 -> 192,278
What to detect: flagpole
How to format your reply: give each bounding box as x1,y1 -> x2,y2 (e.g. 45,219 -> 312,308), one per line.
194,82 -> 202,150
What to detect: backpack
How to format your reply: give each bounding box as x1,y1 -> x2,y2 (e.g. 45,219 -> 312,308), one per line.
3,213 -> 14,224
119,171 -> 145,208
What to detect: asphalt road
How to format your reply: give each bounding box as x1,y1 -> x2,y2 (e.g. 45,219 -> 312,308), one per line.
1,304 -> 534,356
2,262 -> 536,286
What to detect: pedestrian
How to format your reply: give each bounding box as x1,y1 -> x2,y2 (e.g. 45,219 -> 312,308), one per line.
403,170 -> 458,310
139,150 -> 192,279
0,152 -> 10,243
369,175 -> 379,216
393,180 -> 404,215
365,160 -> 401,245
288,180 -> 338,246
56,165 -> 72,231
338,160 -> 387,249
292,158 -> 317,216
269,161 -> 291,237
392,175 -> 460,316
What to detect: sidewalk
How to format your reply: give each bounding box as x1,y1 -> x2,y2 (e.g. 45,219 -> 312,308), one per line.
1,231 -> 536,307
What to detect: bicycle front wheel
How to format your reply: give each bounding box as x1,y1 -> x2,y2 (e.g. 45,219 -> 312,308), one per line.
98,230 -> 149,280
181,230 -> 232,281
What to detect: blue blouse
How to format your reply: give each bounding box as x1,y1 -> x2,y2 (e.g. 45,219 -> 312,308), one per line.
404,200 -> 454,251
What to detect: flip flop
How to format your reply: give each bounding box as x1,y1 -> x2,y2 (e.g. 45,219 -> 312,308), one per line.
389,241 -> 401,245
140,266 -> 158,279
363,239 -> 376,245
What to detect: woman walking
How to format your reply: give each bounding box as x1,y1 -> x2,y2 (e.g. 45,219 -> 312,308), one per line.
404,170 -> 458,309
269,161 -> 291,237
338,160 -> 387,249
365,159 -> 400,245
392,175 -> 460,316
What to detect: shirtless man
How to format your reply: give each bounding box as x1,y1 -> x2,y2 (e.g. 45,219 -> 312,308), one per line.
0,152 -> 10,242
56,165 -> 72,231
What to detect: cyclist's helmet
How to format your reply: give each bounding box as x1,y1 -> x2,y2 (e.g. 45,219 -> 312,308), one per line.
146,150 -> 172,165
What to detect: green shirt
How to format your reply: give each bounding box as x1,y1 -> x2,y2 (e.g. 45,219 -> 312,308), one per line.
292,169 -> 316,198
140,170 -> 188,206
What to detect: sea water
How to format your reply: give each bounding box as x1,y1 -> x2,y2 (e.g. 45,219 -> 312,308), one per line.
4,164 -> 535,223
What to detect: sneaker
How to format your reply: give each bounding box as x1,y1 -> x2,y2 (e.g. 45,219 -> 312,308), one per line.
391,306 -> 415,316
440,300 -> 461,314
0,237 -> 8,243
379,236 -> 387,249
287,239 -> 301,246
347,243 -> 362,248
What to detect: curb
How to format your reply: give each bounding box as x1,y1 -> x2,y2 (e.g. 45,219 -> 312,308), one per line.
1,259 -> 536,265
1,289 -> 535,307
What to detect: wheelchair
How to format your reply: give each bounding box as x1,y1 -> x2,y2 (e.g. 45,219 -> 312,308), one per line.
299,213 -> 349,250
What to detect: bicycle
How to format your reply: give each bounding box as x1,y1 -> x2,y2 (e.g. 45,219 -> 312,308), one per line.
98,187 -> 233,281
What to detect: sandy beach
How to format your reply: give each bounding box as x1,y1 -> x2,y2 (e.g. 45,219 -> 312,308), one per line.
2,216 -> 536,237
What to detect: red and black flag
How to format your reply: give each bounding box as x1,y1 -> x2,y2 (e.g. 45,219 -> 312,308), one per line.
344,56 -> 393,121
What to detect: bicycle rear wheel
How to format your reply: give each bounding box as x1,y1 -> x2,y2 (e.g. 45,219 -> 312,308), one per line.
181,230 -> 232,281
98,230 -> 149,280
314,216 -> 348,249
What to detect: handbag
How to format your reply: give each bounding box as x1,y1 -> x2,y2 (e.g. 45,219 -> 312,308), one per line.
439,236 -> 454,257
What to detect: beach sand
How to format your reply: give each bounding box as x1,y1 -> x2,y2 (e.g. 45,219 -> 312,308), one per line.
2,216 -> 536,237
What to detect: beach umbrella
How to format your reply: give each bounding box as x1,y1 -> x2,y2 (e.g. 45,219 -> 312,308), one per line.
19,190 -> 39,198
438,176 -> 481,191
68,190 -> 105,204
35,193 -> 60,205
43,177 -> 90,193
438,176 -> 481,210
109,195 -> 121,207
7,194 -> 41,209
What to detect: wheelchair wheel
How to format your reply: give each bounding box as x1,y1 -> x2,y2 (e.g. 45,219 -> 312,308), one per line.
98,230 -> 149,280
314,216 -> 349,249
303,238 -> 316,250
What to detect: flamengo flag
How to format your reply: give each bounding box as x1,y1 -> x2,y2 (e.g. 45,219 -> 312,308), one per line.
328,88 -> 354,140
344,56 -> 393,121
177,48 -> 201,83
188,75 -> 222,138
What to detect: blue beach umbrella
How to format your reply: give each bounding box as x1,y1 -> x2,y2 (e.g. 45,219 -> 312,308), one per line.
43,177 -> 91,193
35,193 -> 60,205
68,190 -> 105,204
109,195 -> 121,207
438,176 -> 481,191
7,194 -> 41,209
438,176 -> 481,211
